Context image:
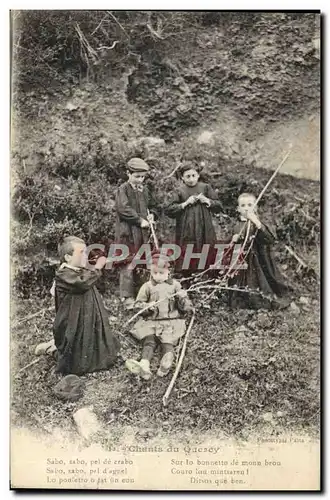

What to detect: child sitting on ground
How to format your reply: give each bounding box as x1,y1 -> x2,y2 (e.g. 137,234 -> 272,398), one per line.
228,192 -> 291,310
164,164 -> 222,276
36,236 -> 120,375
125,254 -> 193,380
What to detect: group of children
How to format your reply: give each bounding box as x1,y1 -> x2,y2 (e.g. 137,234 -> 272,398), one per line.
35,157 -> 291,389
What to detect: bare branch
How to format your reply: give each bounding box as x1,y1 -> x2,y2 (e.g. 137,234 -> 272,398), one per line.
106,11 -> 129,38
12,306 -> 54,326
90,14 -> 108,36
163,310 -> 196,407
164,163 -> 181,179
146,22 -> 165,40
284,245 -> 308,268
96,41 -> 119,51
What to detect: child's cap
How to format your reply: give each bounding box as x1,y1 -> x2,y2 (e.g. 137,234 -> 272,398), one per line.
53,374 -> 85,402
127,157 -> 150,173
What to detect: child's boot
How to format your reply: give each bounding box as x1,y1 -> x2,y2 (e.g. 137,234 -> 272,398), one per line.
125,358 -> 152,380
125,358 -> 142,375
157,351 -> 174,377
35,339 -> 57,357
139,359 -> 152,380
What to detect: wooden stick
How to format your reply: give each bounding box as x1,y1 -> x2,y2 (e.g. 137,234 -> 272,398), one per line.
164,163 -> 181,179
106,11 -> 129,38
147,210 -> 159,251
191,285 -> 269,295
284,245 -> 308,268
163,310 -> 195,407
15,357 -> 42,376
117,330 -> 138,347
123,291 -> 179,329
90,13 -> 108,36
12,306 -> 54,326
123,278 -> 210,329
254,145 -> 292,206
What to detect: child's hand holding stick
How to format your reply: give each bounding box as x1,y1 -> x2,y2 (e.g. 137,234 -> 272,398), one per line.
147,209 -> 159,250
181,195 -> 197,209
140,218 -> 150,228
95,256 -> 107,269
246,211 -> 262,229
195,193 -> 211,207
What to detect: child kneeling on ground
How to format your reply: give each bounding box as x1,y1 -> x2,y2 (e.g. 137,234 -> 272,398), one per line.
35,235 -> 120,376
125,254 -> 193,380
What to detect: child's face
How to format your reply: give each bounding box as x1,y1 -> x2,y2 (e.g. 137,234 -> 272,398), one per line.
66,242 -> 87,268
182,169 -> 199,187
151,265 -> 169,283
127,171 -> 146,186
237,195 -> 257,218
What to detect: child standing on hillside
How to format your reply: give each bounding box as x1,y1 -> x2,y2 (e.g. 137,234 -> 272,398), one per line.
125,254 -> 193,380
164,164 -> 222,275
115,158 -> 159,308
36,236 -> 120,375
228,192 -> 291,310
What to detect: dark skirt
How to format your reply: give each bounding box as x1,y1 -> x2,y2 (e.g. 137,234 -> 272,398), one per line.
53,286 -> 120,375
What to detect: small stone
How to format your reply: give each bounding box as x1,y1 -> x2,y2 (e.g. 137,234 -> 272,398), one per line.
65,101 -> 78,111
276,411 -> 284,418
257,313 -> 272,329
73,408 -> 102,440
109,315 -> 118,322
197,130 -> 215,145
299,296 -> 310,305
261,412 -> 274,423
99,137 -> 108,146
290,301 -> 300,313
140,136 -> 165,147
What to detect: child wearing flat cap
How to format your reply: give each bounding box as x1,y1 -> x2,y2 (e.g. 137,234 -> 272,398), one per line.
115,158 -> 160,308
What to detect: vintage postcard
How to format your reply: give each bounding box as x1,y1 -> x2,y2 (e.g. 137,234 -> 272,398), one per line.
10,10 -> 321,491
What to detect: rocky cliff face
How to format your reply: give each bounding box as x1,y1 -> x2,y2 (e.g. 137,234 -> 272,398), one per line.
13,12 -> 320,179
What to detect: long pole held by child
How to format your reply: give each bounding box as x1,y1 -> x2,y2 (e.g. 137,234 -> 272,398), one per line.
147,209 -> 160,251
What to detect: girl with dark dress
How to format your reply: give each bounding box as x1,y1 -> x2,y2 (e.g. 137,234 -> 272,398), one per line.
164,165 -> 222,275
228,193 -> 291,310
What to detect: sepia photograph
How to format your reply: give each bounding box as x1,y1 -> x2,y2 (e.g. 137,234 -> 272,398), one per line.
10,9 -> 321,490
